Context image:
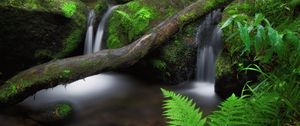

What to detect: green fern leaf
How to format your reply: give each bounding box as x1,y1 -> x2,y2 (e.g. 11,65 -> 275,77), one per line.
208,93 -> 279,126
161,88 -> 206,126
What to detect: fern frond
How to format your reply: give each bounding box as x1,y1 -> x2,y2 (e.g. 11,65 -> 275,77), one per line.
161,88 -> 206,126
208,93 -> 280,126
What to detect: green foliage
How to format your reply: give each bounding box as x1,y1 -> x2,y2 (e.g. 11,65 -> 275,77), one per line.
107,1 -> 156,49
161,88 -> 207,126
161,62 -> 300,126
151,59 -> 167,71
222,13 -> 299,64
290,0 -> 300,7
61,1 -> 77,18
209,93 -> 280,126
116,7 -> 153,42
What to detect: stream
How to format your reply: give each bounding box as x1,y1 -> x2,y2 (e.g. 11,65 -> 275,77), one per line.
0,6 -> 222,126
0,72 -> 220,126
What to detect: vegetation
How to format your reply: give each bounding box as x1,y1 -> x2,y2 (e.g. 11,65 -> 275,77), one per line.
162,0 -> 300,125
61,1 -> 77,18
55,103 -> 73,118
161,88 -> 206,126
107,1 -> 156,48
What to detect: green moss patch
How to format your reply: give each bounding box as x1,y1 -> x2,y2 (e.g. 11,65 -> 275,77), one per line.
55,103 -> 73,118
61,1 -> 77,18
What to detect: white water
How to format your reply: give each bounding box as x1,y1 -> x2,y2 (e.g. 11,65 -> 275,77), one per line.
195,9 -> 222,83
21,73 -> 134,109
84,10 -> 96,54
180,10 -> 222,113
93,6 -> 118,53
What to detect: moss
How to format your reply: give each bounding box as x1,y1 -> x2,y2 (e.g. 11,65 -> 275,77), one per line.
151,59 -> 167,71
60,69 -> 72,78
0,79 -> 31,102
61,1 -> 77,18
179,9 -> 198,23
55,103 -> 72,118
179,0 -> 225,23
148,22 -> 197,83
34,49 -> 53,59
95,0 -> 106,11
215,56 -> 232,79
24,0 -> 38,9
54,29 -> 83,58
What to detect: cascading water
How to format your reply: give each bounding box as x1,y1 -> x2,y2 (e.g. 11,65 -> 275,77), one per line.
195,9 -> 222,83
84,10 -> 96,54
178,10 -> 222,114
83,5 -> 118,54
93,5 -> 118,53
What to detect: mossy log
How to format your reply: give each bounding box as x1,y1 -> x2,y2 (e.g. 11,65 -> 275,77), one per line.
0,0 -> 232,106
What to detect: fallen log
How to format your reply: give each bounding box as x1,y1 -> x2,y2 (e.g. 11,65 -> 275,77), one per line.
0,0 -> 232,106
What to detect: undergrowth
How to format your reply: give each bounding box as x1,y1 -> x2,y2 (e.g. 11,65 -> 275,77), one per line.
161,0 -> 300,125
107,1 -> 156,48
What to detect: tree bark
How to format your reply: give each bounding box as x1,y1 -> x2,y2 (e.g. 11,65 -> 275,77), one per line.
0,0 -> 232,106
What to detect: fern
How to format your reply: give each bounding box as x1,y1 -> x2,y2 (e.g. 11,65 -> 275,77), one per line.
208,93 -> 280,126
161,88 -> 281,126
115,7 -> 154,42
161,88 -> 207,126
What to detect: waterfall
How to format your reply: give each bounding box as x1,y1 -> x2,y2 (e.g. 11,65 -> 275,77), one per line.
83,6 -> 118,54
93,5 -> 118,53
84,10 -> 96,54
195,9 -> 222,84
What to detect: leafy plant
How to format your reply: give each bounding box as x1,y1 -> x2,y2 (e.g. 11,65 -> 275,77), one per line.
107,2 -> 155,49
221,13 -> 299,64
116,7 -> 153,42
161,88 -> 206,126
209,93 -> 280,126
161,88 -> 282,126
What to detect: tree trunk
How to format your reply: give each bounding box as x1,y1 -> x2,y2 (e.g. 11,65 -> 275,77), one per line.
0,0 -> 232,106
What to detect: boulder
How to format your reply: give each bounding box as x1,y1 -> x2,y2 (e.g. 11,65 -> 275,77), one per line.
0,0 -> 88,81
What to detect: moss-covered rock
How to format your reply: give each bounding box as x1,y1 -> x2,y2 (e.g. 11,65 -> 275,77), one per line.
0,0 -> 88,81
105,0 -> 203,83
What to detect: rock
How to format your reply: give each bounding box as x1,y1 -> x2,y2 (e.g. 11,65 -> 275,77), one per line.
0,0 -> 88,81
